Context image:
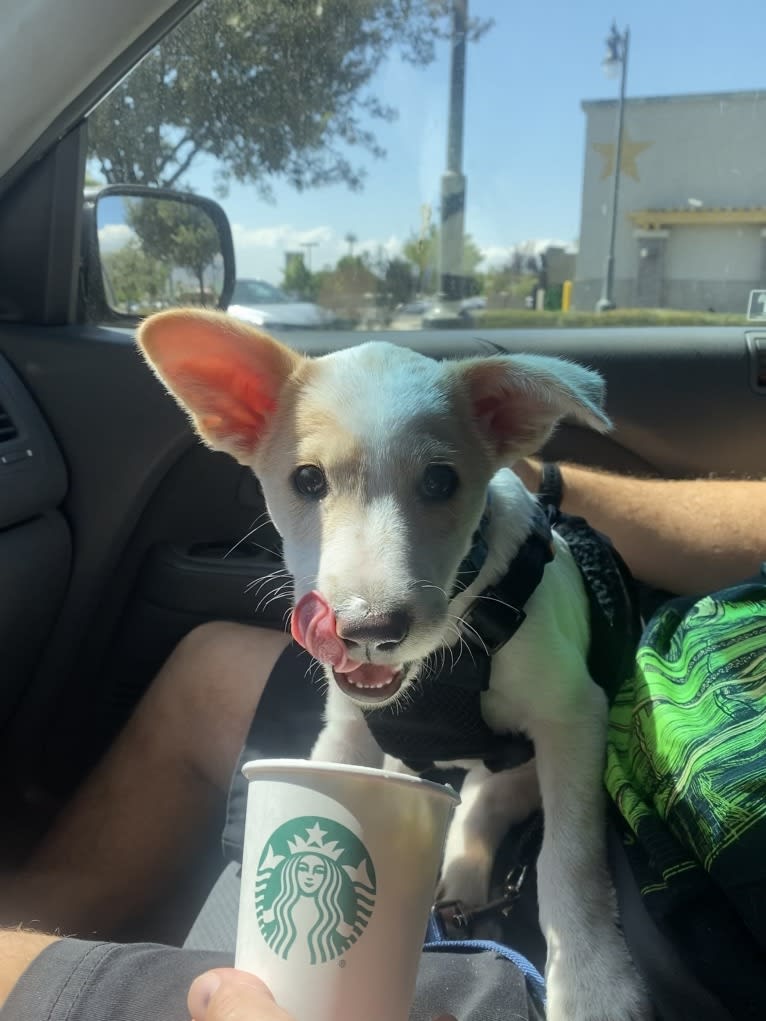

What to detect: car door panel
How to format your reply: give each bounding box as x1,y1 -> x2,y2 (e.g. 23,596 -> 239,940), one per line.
0,515 -> 71,733
0,326 -> 194,782
68,444 -> 287,778
0,355 -> 69,734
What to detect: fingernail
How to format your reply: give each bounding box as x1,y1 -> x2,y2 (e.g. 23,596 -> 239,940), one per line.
190,971 -> 222,1013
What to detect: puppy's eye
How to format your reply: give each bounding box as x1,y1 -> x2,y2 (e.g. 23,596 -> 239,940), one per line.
421,463 -> 459,502
292,464 -> 328,499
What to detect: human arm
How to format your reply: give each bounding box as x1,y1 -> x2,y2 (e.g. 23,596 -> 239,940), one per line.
0,929 -> 60,1010
515,460 -> 766,595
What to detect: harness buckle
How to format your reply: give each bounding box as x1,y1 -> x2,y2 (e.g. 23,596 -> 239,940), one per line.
433,898 -> 472,938
433,865 -> 529,939
502,863 -> 528,901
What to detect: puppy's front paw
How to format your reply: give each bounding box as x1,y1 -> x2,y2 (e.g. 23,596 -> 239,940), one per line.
437,849 -> 493,909
546,944 -> 651,1021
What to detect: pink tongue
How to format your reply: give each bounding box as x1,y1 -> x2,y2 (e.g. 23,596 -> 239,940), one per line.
291,591 -> 400,688
291,591 -> 360,670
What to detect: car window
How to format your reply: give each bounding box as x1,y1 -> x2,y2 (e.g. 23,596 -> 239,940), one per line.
86,0 -> 766,332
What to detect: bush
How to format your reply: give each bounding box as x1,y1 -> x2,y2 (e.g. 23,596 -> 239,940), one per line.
474,308 -> 748,329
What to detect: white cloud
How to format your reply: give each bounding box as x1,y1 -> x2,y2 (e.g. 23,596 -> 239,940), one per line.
231,222 -> 334,250
98,222 -> 137,253
479,245 -> 514,269
356,234 -> 404,261
230,222 -> 408,282
231,222 -> 337,281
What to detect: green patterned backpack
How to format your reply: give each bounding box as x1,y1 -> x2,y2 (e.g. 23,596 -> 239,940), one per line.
607,570 -> 766,1017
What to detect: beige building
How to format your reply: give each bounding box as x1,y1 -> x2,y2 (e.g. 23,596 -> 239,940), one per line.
575,90 -> 766,312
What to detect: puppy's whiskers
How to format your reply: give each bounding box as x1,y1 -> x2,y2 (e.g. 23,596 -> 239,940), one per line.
446,612 -> 484,663
246,567 -> 290,596
256,583 -> 294,615
225,514 -> 278,559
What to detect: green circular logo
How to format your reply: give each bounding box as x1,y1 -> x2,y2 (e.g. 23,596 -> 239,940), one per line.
255,816 -> 376,965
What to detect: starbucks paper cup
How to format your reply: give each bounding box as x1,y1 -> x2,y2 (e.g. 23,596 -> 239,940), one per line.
235,758 -> 459,1021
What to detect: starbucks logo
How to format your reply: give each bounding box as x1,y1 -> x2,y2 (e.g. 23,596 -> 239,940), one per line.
255,816 -> 376,965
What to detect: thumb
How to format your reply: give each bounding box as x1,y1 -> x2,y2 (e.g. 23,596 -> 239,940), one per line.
188,968 -> 294,1021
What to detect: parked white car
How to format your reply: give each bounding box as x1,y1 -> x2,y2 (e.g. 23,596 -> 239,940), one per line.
228,279 -> 338,329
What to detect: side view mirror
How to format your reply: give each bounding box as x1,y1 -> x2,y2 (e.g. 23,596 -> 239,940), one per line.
80,184 -> 235,324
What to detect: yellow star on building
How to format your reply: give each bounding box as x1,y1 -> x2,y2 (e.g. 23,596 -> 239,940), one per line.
593,131 -> 652,181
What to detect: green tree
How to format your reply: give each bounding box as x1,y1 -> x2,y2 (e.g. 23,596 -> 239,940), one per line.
403,225 -> 484,292
316,254 -> 380,321
88,0 -> 491,195
484,257 -> 538,307
127,199 -> 221,304
381,257 -> 416,307
171,216 -> 221,304
102,243 -> 170,311
282,252 -> 317,300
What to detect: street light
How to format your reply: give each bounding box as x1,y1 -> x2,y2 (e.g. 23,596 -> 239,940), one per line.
596,21 -> 630,312
300,241 -> 318,272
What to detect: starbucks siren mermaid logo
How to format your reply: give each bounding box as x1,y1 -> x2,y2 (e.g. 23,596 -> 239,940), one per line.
255,816 -> 376,964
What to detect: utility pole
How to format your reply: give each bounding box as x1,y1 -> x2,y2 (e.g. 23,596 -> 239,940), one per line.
440,0 -> 467,302
596,22 -> 630,312
426,0 -> 469,327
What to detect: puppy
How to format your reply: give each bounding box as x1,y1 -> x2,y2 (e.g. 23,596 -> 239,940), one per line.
138,309 -> 649,1021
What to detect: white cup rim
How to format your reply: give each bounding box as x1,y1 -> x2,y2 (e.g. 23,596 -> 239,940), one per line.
241,758 -> 460,804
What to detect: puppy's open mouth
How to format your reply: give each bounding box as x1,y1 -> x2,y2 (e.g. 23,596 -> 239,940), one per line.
332,663 -> 405,704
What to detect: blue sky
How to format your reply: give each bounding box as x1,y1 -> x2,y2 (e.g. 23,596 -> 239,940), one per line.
117,0 -> 766,284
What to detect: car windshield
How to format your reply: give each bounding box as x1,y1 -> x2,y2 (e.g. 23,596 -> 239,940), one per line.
87,0 -> 766,332
231,280 -> 291,305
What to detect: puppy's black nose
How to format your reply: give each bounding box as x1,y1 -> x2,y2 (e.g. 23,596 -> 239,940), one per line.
337,610 -> 411,652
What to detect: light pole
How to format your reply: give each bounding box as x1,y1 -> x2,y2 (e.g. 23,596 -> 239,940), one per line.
596,21 -> 630,312
440,0 -> 467,300
300,241 -> 318,272
425,0 -> 468,328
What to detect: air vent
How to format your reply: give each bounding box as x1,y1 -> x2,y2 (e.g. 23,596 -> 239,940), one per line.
0,400 -> 19,443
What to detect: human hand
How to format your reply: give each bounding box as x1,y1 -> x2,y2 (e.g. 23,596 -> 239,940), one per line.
188,966 -> 457,1021
188,968 -> 292,1020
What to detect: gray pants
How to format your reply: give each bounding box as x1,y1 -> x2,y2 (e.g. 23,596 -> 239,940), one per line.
2,918 -> 542,1021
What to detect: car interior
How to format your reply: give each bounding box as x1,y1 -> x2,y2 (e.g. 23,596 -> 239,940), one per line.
1,0 -> 765,956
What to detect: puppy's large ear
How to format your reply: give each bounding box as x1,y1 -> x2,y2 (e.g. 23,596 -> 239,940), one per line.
452,353 -> 611,461
138,309 -> 301,463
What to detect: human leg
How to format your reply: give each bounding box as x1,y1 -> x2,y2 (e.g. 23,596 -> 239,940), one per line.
3,622 -> 289,937
0,928 -> 230,1019
0,927 -> 542,1021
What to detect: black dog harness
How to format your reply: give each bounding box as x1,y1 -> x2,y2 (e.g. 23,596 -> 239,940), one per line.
362,492 -> 641,773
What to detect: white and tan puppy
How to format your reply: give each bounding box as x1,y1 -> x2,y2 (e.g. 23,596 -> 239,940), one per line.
138,309 -> 649,1021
